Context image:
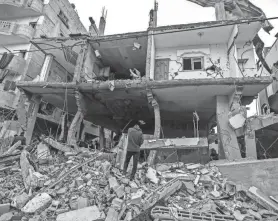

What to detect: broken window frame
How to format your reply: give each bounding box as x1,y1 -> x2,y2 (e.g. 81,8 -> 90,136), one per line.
182,57 -> 204,71
29,22 -> 37,29
58,10 -> 69,29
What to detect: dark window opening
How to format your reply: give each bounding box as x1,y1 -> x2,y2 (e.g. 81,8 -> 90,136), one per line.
183,57 -> 203,71
193,58 -> 202,70
183,58 -> 192,71
58,10 -> 69,29
29,22 -> 37,29
19,50 -> 27,59
3,80 -> 16,91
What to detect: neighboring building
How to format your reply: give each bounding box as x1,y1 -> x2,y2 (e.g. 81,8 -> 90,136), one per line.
0,0 -> 108,142
17,1 -> 273,163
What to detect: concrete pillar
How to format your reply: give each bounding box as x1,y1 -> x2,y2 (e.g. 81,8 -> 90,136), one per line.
216,96 -> 242,160
215,1 -> 226,21
99,126 -> 105,150
98,17 -> 106,36
58,113 -> 67,142
98,7 -> 107,36
145,31 -> 155,80
147,96 -> 161,166
67,110 -> 83,146
39,54 -> 54,82
25,95 -> 41,145
245,128 -> 257,159
73,44 -> 87,83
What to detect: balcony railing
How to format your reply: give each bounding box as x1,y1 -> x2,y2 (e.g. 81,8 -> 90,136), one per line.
0,0 -> 43,14
0,20 -> 35,41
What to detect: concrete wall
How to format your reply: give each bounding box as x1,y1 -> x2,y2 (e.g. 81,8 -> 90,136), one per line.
155,44 -> 230,80
236,42 -> 257,77
213,159 -> 278,197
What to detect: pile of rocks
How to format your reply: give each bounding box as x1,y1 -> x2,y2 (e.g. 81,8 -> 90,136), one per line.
0,138 -> 277,221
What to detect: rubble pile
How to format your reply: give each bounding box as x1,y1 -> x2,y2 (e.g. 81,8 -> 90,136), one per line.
0,139 -> 277,221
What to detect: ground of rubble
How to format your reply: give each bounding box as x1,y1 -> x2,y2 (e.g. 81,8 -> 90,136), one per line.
0,139 -> 277,221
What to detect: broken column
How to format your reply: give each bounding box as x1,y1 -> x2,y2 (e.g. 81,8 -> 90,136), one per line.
25,95 -> 41,145
216,95 -> 242,160
67,91 -> 86,147
147,91 -> 161,166
58,113 -> 68,142
215,1 -> 226,21
99,126 -> 105,150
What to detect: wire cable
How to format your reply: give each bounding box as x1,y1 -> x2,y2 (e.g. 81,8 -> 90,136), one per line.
1,16 -> 278,56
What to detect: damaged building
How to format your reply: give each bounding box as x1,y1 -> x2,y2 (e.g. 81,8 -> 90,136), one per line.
0,0 -> 111,146
16,0 -> 275,163
0,0 -> 277,221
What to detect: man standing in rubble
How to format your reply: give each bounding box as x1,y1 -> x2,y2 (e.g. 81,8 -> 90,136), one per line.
123,121 -> 144,181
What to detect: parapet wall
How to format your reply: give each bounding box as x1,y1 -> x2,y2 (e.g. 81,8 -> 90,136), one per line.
212,158 -> 278,197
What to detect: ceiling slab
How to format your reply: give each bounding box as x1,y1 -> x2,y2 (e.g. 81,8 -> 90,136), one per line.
17,77 -> 272,131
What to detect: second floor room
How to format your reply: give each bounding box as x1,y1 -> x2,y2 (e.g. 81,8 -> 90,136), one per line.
26,17 -> 269,85
148,19 -> 263,80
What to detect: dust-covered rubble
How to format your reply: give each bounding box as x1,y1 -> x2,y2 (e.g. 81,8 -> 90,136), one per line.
0,139 -> 277,221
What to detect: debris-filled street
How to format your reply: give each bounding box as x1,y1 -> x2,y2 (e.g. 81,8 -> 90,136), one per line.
0,138 -> 277,221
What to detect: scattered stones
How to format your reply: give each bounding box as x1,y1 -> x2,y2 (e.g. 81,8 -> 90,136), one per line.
0,139 -> 275,221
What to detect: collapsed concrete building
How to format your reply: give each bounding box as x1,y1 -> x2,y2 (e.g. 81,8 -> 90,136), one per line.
0,0 -> 112,146
15,0 -> 277,165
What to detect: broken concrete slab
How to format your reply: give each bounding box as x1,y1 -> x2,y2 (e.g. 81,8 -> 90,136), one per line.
0,203 -> 10,216
77,197 -> 89,209
109,177 -> 119,190
43,138 -> 73,153
37,142 -> 51,163
247,186 -> 278,213
0,212 -> 14,221
105,207 -> 118,221
21,193 -> 52,213
56,206 -> 102,221
229,113 -> 246,130
11,192 -> 29,209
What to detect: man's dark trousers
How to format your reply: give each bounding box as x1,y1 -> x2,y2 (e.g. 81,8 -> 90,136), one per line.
123,151 -> 140,180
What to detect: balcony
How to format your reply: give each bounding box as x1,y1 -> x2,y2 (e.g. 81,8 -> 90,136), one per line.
0,0 -> 44,19
4,55 -> 27,74
0,20 -> 35,44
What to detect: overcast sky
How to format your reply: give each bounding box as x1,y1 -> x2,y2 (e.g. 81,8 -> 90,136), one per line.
70,0 -> 278,46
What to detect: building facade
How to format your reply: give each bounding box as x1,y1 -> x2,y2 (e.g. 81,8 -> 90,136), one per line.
17,1 -> 274,162
0,0 -> 108,143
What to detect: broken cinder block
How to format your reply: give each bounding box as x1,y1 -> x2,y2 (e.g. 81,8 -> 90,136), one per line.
57,206 -> 102,221
21,193 -> 52,213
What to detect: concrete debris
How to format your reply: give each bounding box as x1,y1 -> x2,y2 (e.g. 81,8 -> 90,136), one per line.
56,206 -> 101,221
21,193 -> 52,213
0,138 -> 276,221
146,167 -> 159,184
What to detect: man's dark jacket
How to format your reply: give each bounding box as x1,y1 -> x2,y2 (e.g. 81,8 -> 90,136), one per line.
127,127 -> 143,152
